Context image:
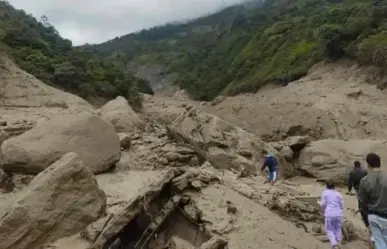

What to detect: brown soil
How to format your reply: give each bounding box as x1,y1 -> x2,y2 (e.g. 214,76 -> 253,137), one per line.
0,58 -> 377,249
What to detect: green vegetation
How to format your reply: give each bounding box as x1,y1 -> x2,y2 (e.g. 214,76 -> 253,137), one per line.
0,0 -> 153,108
91,0 -> 387,101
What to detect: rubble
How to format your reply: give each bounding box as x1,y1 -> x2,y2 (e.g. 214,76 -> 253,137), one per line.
117,124 -> 203,171
0,58 -> 373,249
266,194 -> 322,222
167,108 -> 294,178
82,167 -> 222,249
265,193 -> 357,242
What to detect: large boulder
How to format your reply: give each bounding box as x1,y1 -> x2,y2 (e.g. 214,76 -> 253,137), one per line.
100,96 -> 142,132
167,108 -> 293,177
279,146 -> 294,161
0,152 -> 106,249
298,139 -> 387,179
0,112 -> 121,174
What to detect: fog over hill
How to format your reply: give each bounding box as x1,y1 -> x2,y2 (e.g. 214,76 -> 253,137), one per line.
7,0 -> 254,45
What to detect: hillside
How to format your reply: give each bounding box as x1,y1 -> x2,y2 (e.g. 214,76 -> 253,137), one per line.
0,0 -> 153,108
91,0 -> 387,101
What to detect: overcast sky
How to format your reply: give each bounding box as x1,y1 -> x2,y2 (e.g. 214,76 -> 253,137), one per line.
8,0 -> 246,45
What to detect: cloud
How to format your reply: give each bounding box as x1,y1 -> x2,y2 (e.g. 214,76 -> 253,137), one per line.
8,0 -> 246,45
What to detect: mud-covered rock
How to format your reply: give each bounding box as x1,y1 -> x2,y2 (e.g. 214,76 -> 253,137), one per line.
211,96 -> 226,106
171,172 -> 192,192
207,147 -> 233,170
118,133 -> 131,150
166,236 -> 195,249
81,215 -> 112,243
184,204 -> 200,221
191,180 -> 205,190
117,125 -> 202,170
0,168 -> 14,193
298,139 -> 387,179
266,195 -> 322,222
100,96 -> 142,132
0,112 -> 121,174
199,236 -> 228,249
342,219 -> 357,242
0,120 -> 36,137
284,136 -> 312,151
0,152 -> 106,249
168,108 -> 292,177
0,130 -> 9,146
279,146 -> 293,161
226,201 -> 237,214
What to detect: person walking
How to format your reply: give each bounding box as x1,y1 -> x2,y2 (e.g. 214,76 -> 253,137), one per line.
347,161 -> 374,245
359,153 -> 387,249
319,180 -> 344,249
260,151 -> 278,185
347,161 -> 368,196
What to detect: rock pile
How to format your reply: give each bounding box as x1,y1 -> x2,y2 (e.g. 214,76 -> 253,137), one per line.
166,108 -> 295,178
0,55 -> 374,249
265,193 -> 357,242
82,167 -> 223,249
116,123 -> 202,171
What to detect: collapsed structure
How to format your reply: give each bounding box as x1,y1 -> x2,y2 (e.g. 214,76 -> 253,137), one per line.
81,168 -> 226,249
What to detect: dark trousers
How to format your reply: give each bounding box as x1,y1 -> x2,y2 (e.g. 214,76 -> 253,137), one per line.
360,209 -> 370,227
355,189 -> 370,227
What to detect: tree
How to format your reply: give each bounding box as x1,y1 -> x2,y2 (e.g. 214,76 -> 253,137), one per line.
315,24 -> 344,60
0,1 -> 149,105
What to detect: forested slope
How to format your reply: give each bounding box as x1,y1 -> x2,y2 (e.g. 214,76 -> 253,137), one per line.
91,0 -> 387,101
0,0 -> 153,108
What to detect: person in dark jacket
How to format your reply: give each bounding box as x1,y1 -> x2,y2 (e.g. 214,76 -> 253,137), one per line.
347,161 -> 373,244
261,152 -> 278,185
359,153 -> 387,249
348,161 -> 368,196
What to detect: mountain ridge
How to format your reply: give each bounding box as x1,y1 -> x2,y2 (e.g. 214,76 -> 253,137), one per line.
0,0 -> 153,108
90,0 -> 387,101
